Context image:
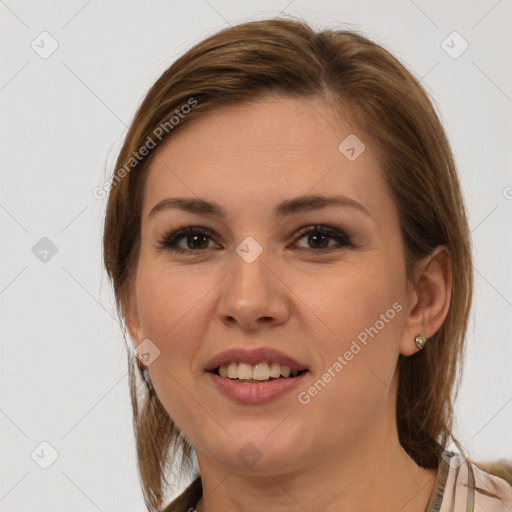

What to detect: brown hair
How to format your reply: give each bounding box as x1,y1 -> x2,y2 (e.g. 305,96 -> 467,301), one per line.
102,16 -> 511,511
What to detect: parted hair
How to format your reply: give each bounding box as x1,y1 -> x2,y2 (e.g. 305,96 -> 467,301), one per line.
101,16 -> 512,511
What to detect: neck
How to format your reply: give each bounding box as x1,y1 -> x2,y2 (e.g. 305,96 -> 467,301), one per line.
194,412 -> 437,512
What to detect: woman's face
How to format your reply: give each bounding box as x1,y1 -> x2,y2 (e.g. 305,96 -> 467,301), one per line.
128,95 -> 421,474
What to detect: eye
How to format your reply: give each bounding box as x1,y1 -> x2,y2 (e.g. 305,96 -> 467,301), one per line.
157,226 -> 219,254
293,225 -> 353,251
157,224 -> 354,255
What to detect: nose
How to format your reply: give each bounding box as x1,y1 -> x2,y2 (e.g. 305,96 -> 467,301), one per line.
216,250 -> 291,331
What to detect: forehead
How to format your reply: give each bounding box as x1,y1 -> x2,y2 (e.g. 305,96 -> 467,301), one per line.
141,96 -> 389,219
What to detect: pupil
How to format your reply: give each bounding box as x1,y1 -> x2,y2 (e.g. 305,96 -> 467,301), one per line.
309,233 -> 328,248
188,234 -> 208,249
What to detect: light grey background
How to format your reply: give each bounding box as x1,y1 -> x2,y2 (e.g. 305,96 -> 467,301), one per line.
1,1 -> 511,511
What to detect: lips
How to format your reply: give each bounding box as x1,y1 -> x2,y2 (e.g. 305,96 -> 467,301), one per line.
204,347 -> 309,373
207,370 -> 308,404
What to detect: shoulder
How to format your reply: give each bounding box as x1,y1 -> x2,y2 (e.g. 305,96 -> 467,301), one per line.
443,453 -> 512,512
471,459 -> 512,512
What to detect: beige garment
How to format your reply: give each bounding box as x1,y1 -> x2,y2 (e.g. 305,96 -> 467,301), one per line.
426,451 -> 512,512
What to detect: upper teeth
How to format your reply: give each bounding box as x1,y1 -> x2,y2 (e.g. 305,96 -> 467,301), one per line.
218,362 -> 301,380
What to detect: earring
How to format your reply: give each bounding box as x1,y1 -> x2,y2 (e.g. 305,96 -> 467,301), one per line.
415,334 -> 427,350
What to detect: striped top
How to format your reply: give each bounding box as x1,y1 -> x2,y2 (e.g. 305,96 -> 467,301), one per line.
426,451 -> 512,512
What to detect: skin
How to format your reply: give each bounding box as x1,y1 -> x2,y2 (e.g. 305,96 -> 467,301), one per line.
126,95 -> 452,511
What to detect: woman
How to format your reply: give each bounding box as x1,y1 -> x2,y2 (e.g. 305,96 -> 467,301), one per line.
102,17 -> 512,512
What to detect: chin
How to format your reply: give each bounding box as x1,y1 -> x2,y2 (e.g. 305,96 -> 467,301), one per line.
204,429 -> 305,475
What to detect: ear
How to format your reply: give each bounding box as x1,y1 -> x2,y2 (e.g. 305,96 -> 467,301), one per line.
123,287 -> 144,355
400,245 -> 452,356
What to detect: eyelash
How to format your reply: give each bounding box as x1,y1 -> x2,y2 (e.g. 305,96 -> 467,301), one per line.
156,224 -> 354,255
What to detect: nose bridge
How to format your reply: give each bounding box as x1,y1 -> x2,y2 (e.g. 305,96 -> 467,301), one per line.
216,242 -> 290,329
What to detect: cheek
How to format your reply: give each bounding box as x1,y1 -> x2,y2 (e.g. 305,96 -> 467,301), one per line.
136,262 -> 214,340
135,265 -> 218,430
135,264 -> 217,379
297,256 -> 404,351
293,258 -> 405,419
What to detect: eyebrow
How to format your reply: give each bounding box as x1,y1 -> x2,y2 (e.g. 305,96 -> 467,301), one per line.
148,194 -> 372,220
